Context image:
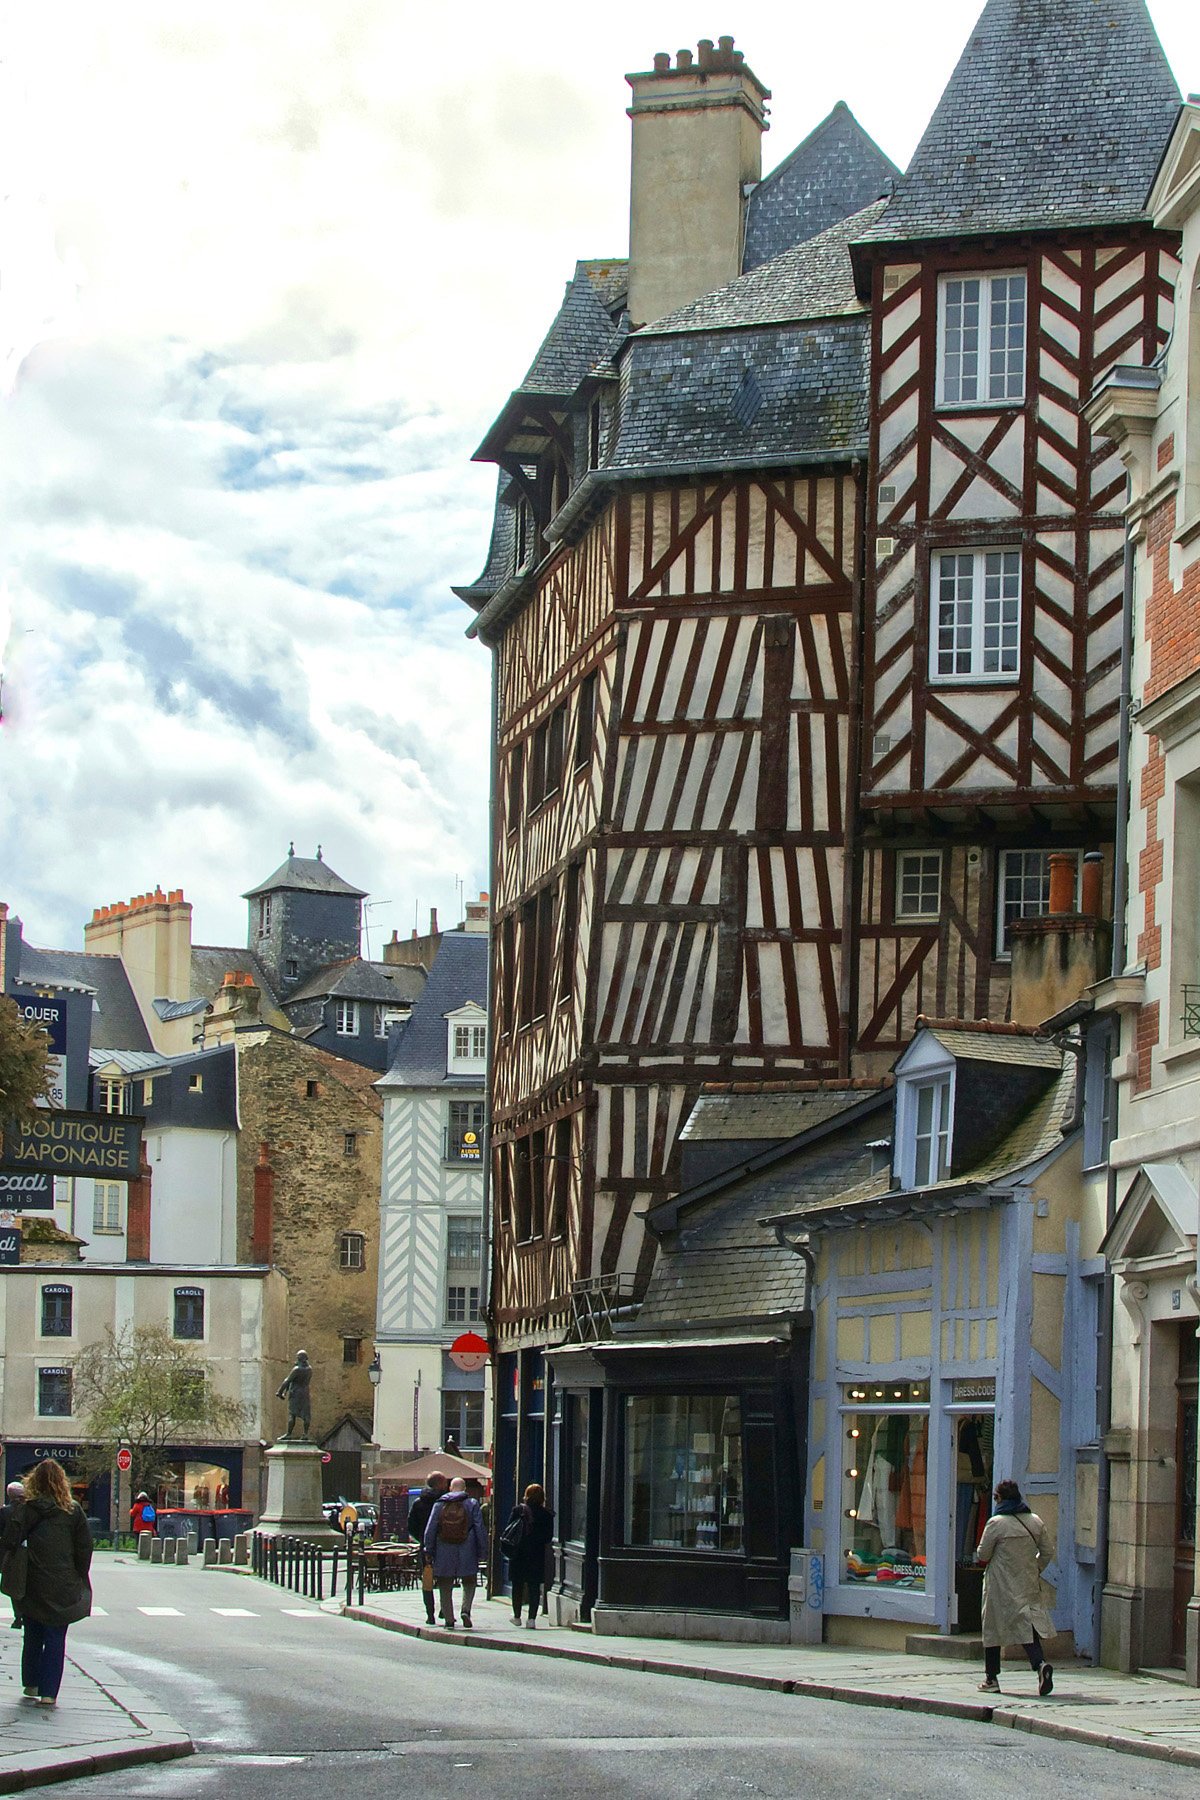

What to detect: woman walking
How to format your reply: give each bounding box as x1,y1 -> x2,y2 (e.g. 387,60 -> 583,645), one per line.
502,1483 -> 555,1628
0,1460 -> 93,1706
976,1479 -> 1055,1696
423,1477 -> 487,1630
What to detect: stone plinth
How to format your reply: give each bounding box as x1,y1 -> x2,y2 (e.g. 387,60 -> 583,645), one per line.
256,1440 -> 342,1543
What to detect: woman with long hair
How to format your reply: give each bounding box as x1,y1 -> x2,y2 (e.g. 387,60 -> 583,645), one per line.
502,1482 -> 555,1629
0,1460 -> 93,1706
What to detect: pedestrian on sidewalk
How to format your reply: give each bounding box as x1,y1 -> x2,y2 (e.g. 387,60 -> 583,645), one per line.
501,1483 -> 555,1629
0,1482 -> 27,1629
0,1460 -> 93,1707
423,1477 -> 487,1630
130,1492 -> 157,1538
406,1472 -> 449,1626
975,1479 -> 1055,1697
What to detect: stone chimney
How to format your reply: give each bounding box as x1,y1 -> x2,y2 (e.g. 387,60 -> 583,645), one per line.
626,37 -> 769,328
84,888 -> 193,1050
1009,851 -> 1111,1026
464,891 -> 490,934
251,1141 -> 273,1265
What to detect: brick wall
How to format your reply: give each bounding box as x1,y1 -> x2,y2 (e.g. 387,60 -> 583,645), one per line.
236,1034 -> 381,1443
1144,491 -> 1200,707
1136,737 -> 1165,972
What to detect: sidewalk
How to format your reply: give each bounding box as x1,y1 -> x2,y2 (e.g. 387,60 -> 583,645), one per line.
0,1624 -> 192,1794
347,1587 -> 1200,1771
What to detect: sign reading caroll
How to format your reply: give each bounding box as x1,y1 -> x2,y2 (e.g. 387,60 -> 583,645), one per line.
3,1111 -> 142,1178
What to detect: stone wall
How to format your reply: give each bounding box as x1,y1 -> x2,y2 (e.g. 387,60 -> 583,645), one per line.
235,1033 -> 381,1445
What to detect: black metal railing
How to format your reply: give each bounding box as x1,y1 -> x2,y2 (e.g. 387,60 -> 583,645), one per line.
569,1273 -> 637,1342
251,1532 -> 344,1603
1184,986 -> 1200,1039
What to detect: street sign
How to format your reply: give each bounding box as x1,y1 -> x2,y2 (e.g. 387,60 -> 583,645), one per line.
320,1452 -> 332,1465
116,1448 -> 132,1472
2,1110 -> 143,1179
339,1504 -> 358,1531
448,1330 -> 489,1372
0,1171 -> 53,1210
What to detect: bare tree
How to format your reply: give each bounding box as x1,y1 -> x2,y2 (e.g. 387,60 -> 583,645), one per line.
0,998 -> 53,1151
73,1324 -> 248,1500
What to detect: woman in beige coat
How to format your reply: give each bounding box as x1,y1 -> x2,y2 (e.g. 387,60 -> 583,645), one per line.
976,1480 -> 1055,1696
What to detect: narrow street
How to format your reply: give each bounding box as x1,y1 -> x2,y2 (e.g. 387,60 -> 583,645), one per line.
37,1560 -> 1200,1799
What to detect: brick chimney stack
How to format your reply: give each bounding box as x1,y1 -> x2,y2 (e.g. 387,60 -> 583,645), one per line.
251,1141 -> 274,1265
626,36 -> 769,328
125,1147 -> 153,1262
1009,851 -> 1111,1025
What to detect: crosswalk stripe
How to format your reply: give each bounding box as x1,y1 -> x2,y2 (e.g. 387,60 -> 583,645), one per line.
137,1607 -> 184,1617
210,1608 -> 258,1617
280,1608 -> 332,1617
90,1607 -> 108,1616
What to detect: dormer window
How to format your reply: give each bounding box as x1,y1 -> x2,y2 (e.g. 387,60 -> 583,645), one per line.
454,1025 -> 487,1060
447,1008 -> 487,1072
335,1000 -> 360,1036
911,1079 -> 951,1187
894,1039 -> 956,1190
97,1076 -> 129,1115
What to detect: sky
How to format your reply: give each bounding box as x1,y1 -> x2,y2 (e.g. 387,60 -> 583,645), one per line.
1,1 -> 1195,957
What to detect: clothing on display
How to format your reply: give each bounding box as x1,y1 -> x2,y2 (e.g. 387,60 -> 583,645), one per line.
843,1410 -> 928,1590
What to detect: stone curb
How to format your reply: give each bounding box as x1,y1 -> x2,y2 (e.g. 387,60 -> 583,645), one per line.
344,1604 -> 1200,1772
0,1646 -> 193,1796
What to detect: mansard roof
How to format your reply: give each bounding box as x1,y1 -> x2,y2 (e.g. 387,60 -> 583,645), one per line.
377,932 -> 488,1090
452,471 -> 517,609
243,851 -> 366,901
859,0 -> 1180,245
644,200 -> 884,335
742,102 -> 898,270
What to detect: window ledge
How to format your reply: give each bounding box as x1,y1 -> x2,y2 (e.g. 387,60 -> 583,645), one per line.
934,399 -> 1024,416
928,676 -> 1020,689
1157,1037 -> 1200,1072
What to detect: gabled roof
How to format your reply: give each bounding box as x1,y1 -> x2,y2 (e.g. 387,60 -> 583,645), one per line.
742,102 -> 898,271
377,933 -> 488,1090
1101,1161 -> 1199,1262
645,201 -> 882,337
284,958 -> 425,1008
14,944 -> 152,1053
857,0 -> 1180,245
243,852 -> 366,901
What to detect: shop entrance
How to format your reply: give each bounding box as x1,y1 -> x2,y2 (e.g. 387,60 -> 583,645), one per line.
952,1412 -> 993,1632
1172,1327 -> 1198,1668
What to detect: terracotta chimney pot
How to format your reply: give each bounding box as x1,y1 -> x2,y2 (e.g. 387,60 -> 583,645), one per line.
1048,852 -> 1076,917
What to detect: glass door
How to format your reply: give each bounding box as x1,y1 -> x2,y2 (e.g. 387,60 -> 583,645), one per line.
952,1413 -> 993,1631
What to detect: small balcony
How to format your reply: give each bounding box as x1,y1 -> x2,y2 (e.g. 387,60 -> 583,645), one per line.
569,1274 -> 638,1343
1184,986 -> 1200,1039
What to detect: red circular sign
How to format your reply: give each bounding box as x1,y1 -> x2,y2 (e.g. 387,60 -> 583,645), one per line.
321,1452 -> 332,1465
116,1449 -> 132,1472
449,1330 -> 489,1373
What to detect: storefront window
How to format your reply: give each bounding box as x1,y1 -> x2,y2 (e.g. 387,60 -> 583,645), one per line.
567,1393 -> 590,1542
624,1394 -> 743,1553
158,1461 -> 232,1510
841,1381 -> 930,1592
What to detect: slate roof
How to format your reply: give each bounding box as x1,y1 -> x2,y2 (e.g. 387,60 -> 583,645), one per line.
632,1089 -> 889,1331
681,1086 -> 883,1142
284,958 -> 425,1008
743,103 -> 898,271
88,1047 -> 170,1074
377,933 -> 489,1090
453,471 -> 517,608
243,853 -> 366,901
920,1027 -> 1062,1069
188,946 -> 289,1030
14,944 -> 152,1052
858,0 -> 1180,245
610,315 -> 870,473
645,201 -> 883,336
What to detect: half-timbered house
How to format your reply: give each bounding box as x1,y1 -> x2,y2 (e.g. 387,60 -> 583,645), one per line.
460,4 -> 1184,1630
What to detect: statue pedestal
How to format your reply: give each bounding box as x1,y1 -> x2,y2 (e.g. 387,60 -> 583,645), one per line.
256,1441 -> 342,1543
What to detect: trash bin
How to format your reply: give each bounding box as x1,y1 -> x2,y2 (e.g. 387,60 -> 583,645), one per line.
788,1548 -> 824,1646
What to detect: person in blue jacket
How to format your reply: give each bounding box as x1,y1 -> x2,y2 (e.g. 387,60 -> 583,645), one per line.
423,1477 -> 487,1629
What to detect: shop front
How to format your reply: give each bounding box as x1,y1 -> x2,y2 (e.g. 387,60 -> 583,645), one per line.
2,1442 -> 110,1527
550,1331 -> 806,1640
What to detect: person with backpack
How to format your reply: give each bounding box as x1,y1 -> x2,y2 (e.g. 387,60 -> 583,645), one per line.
422,1476 -> 486,1629
976,1479 -> 1055,1696
500,1482 -> 555,1628
0,1460 -> 93,1706
406,1472 -> 449,1625
130,1492 -> 157,1537
1,1482 -> 27,1628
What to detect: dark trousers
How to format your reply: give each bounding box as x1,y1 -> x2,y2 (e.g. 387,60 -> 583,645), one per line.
984,1632 -> 1043,1680
511,1576 -> 542,1619
22,1621 -> 68,1699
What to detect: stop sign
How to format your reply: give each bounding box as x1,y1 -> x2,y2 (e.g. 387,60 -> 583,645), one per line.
116,1448 -> 132,1472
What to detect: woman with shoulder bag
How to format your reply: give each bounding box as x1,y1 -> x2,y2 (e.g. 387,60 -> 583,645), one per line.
976,1479 -> 1055,1697
501,1483 -> 555,1628
0,1460 -> 93,1706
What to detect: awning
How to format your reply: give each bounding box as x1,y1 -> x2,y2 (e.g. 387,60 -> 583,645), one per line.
549,1332 -> 788,1358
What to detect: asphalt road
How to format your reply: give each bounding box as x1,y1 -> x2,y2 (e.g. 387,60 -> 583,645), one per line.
45,1558 -> 1198,1800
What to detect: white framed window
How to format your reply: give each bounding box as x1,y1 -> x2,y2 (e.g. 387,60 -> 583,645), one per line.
375,1004 -> 408,1039
896,852 -> 942,922
930,548 -> 1021,682
334,1000 -> 360,1036
448,1015 -> 487,1067
446,1284 -> 481,1325
937,270 -> 1026,406
996,848 -> 1079,956
188,1073 -> 203,1094
92,1182 -> 122,1234
258,896 -> 272,937
894,1039 -> 955,1190
911,1078 -> 952,1187
96,1076 -> 129,1114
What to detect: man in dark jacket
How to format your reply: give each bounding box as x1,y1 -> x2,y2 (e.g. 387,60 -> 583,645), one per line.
1,1482 -> 26,1627
407,1474 -> 449,1625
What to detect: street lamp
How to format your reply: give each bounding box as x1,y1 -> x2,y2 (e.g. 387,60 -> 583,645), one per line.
367,1352 -> 382,1387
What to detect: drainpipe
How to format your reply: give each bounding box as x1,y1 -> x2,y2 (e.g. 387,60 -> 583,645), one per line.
479,636 -> 499,1594
1094,508 -> 1136,1662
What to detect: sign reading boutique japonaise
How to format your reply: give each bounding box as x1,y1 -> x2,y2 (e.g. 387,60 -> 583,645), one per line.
2,1110 -> 143,1178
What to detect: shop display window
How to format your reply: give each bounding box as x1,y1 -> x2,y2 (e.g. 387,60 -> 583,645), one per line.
567,1392 -> 590,1541
841,1381 -> 930,1591
158,1461 -> 233,1510
624,1394 -> 743,1553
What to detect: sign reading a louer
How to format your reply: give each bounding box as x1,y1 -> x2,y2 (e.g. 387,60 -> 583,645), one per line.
2,1110 -> 143,1178
0,1170 -> 53,1209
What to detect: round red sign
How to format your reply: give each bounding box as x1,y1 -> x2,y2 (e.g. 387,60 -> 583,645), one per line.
448,1330 -> 489,1373
116,1448 -> 132,1472
321,1452 -> 332,1465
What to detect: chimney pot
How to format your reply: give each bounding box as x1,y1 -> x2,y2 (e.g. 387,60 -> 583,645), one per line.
676,48 -> 693,69
1080,850 -> 1104,920
718,34 -> 735,53
653,51 -> 669,73
1047,852 -> 1076,917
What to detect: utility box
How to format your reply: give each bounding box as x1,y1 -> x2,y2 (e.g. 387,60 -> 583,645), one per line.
788,1548 -> 824,1646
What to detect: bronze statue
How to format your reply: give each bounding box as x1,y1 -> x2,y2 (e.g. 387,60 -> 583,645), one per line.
276,1351 -> 312,1439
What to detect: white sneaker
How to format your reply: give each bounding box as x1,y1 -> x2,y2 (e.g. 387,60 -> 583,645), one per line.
525,1618 -> 536,1629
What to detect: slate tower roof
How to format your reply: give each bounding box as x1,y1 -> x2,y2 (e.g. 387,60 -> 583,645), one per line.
243,849 -> 367,901
742,102 -> 898,270
862,0 -> 1180,243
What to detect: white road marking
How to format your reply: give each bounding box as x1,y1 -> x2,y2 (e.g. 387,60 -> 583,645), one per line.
210,1607 -> 258,1617
137,1606 -> 184,1616
90,1606 -> 108,1616
280,1607 -> 331,1616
